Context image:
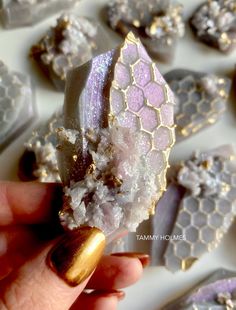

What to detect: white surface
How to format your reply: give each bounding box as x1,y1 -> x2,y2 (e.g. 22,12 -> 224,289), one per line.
0,1 -> 236,309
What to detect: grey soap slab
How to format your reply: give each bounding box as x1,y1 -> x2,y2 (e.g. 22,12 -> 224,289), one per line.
152,145 -> 236,272
19,111 -> 62,182
164,69 -> 231,141
0,60 -> 36,153
30,13 -> 108,91
0,0 -> 79,28
190,0 -> 236,53
162,269 -> 236,310
107,0 -> 185,63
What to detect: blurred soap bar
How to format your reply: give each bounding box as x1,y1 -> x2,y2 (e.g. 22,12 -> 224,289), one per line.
0,0 -> 79,28
0,60 -> 36,152
165,69 -> 231,141
30,13 -> 109,91
190,0 -> 236,53
152,145 -> 236,272
163,269 -> 236,309
107,0 -> 185,62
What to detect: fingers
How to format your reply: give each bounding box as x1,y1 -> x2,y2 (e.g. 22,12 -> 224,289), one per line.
0,227 -> 105,310
0,226 -> 39,280
87,254 -> 145,289
0,181 -> 62,226
70,290 -> 125,310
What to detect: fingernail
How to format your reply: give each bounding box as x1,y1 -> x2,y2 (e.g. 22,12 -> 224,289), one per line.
47,226 -> 106,287
91,289 -> 125,300
111,252 -> 150,268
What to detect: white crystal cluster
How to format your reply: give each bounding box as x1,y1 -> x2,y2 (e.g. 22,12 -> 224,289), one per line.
146,4 -> 185,40
178,150 -> 232,197
39,14 -> 97,81
58,126 -> 157,235
191,0 -> 236,51
24,113 -> 62,182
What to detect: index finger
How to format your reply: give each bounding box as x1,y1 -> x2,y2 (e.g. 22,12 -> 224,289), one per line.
0,181 -> 63,226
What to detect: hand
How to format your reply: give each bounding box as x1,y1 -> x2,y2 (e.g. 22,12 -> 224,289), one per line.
0,181 -> 148,310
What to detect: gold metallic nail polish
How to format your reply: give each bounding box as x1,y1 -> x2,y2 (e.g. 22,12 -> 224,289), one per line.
111,252 -> 150,268
47,226 -> 106,287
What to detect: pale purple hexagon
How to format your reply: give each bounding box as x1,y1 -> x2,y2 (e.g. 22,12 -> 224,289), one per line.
139,106 -> 159,132
110,87 -> 125,115
144,82 -> 165,108
126,85 -> 145,112
154,126 -> 173,151
114,62 -> 132,89
122,43 -> 139,65
133,60 -> 152,87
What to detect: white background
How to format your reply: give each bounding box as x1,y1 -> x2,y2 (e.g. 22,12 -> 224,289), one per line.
0,1 -> 236,309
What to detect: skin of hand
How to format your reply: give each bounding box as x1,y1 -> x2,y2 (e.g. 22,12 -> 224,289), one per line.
0,181 -> 149,310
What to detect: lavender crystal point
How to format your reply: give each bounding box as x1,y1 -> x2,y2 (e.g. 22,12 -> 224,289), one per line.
0,0 -> 80,28
190,0 -> 236,53
153,145 -> 236,272
163,269 -> 236,310
165,69 -> 230,141
0,60 -> 35,152
107,0 -> 185,62
57,32 -> 175,235
30,14 -> 108,91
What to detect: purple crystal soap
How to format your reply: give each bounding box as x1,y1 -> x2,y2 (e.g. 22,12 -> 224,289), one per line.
163,269 -> 236,309
165,69 -> 231,141
57,32 -> 175,235
0,60 -> 36,152
190,0 -> 236,53
30,14 -> 108,91
19,111 -> 62,182
107,0 -> 185,62
0,0 -> 80,29
152,145 -> 236,272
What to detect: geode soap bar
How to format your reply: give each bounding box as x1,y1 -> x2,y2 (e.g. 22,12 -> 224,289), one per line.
30,14 -> 108,91
163,269 -> 236,309
190,0 -> 236,53
0,0 -> 79,28
107,0 -> 185,62
0,60 -> 35,152
165,69 -> 231,141
152,145 -> 236,272
57,32 -> 175,235
19,111 -> 62,182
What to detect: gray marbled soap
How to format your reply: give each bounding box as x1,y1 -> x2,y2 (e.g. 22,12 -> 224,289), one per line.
107,0 -> 185,62
163,269 -> 236,310
152,145 -> 236,272
0,60 -> 35,152
165,69 -> 231,141
190,0 -> 236,53
30,13 -> 108,91
0,0 -> 79,28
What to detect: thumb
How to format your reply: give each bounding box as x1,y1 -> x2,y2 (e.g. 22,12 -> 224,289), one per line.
0,227 -> 105,310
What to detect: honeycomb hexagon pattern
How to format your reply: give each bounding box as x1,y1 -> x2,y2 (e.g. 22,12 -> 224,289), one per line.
110,32 -> 175,206
165,69 -> 231,141
57,32 -> 176,233
163,145 -> 236,272
0,60 -> 35,152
